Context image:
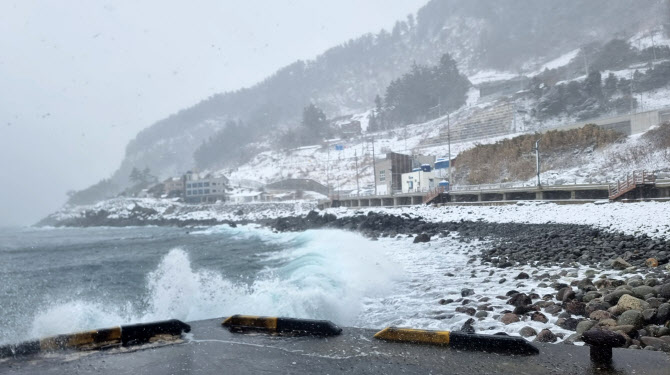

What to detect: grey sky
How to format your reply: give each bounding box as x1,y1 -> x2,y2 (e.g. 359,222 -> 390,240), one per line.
0,0 -> 426,226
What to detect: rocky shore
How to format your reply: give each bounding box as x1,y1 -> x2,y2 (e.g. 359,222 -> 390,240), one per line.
267,211 -> 670,351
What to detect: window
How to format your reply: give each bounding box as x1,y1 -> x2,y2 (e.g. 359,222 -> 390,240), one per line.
204,182 -> 210,187
197,182 -> 203,188
198,189 -> 203,195
186,183 -> 192,188
379,170 -> 386,182
204,189 -> 210,194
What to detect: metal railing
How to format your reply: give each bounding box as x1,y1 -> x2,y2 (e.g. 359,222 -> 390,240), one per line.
608,171 -> 656,200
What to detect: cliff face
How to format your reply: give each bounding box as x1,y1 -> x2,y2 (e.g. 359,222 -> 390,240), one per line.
94,0 -> 667,200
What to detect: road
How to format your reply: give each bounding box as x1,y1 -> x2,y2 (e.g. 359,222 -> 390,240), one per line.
2,318 -> 669,374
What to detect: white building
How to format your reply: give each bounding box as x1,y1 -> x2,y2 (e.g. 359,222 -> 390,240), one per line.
228,189 -> 266,203
401,167 -> 437,193
184,171 -> 229,204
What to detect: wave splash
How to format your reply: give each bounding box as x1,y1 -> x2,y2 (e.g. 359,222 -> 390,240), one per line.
28,229 -> 399,340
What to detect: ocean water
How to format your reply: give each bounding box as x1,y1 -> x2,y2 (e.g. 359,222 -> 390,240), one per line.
0,224 -> 590,345
0,225 -> 398,344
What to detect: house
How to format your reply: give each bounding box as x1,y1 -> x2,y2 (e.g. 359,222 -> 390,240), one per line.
401,165 -> 437,193
163,177 -> 184,197
184,171 -> 229,204
228,189 -> 266,204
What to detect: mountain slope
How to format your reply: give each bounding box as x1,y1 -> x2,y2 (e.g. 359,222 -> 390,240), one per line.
81,0 -> 669,203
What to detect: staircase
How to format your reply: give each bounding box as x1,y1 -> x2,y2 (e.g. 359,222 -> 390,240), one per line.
423,186 -> 446,204
608,171 -> 656,200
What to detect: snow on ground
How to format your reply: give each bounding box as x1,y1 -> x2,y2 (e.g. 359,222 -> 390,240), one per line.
468,70 -> 518,85
629,27 -> 670,50
528,48 -> 581,76
51,194 -> 670,241
45,198 -> 318,224
360,233 -> 605,341
326,201 -> 670,240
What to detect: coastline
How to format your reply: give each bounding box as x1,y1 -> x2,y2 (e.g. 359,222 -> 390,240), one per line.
34,198 -> 670,351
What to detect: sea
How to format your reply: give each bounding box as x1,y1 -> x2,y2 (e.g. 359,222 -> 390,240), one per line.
0,224 -> 573,345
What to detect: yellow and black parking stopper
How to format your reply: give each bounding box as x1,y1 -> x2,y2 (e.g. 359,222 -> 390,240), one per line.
222,315 -> 342,336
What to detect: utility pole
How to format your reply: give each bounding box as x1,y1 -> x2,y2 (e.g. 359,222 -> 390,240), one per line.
630,71 -> 635,114
536,140 -> 541,187
371,137 -> 377,196
355,150 -> 360,197
447,113 -> 452,192
326,146 -> 331,198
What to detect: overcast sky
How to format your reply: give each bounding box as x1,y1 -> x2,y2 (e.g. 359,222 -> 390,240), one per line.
0,0 -> 427,226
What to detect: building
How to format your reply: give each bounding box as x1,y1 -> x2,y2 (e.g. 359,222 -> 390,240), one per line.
265,179 -> 329,195
163,177 -> 184,197
228,189 -> 266,204
184,171 -> 229,204
433,157 -> 451,180
374,153 -> 437,195
401,165 -> 437,193
374,152 -> 412,195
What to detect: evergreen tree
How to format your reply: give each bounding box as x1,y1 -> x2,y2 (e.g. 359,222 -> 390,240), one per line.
382,53 -> 470,127
583,71 -> 603,101
129,167 -> 142,184
367,112 -> 378,132
301,103 -> 328,144
374,94 -> 384,129
603,73 -> 618,99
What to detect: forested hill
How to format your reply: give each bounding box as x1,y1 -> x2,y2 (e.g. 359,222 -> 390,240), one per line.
81,0 -> 667,203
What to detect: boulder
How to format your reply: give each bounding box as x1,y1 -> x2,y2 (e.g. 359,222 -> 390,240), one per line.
461,288 -> 475,297
598,318 -> 618,328
556,287 -> 573,301
642,309 -> 657,323
576,320 -> 597,335
413,233 -> 431,243
534,329 -> 558,343
660,284 -> 670,299
611,257 -> 632,270
519,326 -> 537,337
645,258 -> 659,268
656,303 -> 670,324
616,294 -> 650,312
582,291 -> 602,303
500,313 -> 520,325
557,317 -> 581,331
531,312 -> 549,324
515,272 -> 530,280
632,286 -> 656,299
618,310 -> 645,329
545,304 -> 563,315
640,336 -> 670,352
507,293 -> 532,307
586,300 -> 611,315
455,306 -> 476,316
589,310 -> 612,321
460,318 -> 476,334
611,325 -> 637,336
564,300 -> 586,316
603,290 -> 631,305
